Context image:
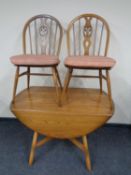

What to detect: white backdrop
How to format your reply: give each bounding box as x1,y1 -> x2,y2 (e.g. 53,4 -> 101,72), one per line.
0,0 -> 131,124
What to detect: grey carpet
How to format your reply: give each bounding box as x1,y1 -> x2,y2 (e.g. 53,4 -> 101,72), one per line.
0,119 -> 131,175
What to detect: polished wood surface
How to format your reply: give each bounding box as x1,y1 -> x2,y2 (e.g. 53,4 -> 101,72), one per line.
11,87 -> 114,139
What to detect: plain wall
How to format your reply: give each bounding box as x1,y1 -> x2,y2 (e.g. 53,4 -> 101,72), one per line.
0,0 -> 131,124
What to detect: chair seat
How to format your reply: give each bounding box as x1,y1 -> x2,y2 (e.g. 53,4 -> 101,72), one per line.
10,54 -> 60,66
64,56 -> 116,69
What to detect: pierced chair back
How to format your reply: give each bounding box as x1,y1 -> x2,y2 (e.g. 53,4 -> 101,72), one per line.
67,14 -> 110,57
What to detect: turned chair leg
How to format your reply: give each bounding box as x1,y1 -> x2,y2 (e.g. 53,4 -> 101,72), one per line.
54,67 -> 62,91
12,66 -> 19,103
106,70 -> 113,110
106,70 -> 112,100
27,66 -> 30,89
29,132 -> 38,166
62,68 -> 73,102
82,136 -> 92,171
99,69 -> 103,93
52,67 -> 61,106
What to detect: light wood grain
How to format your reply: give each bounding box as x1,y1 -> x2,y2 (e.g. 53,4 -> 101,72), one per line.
12,66 -> 19,103
82,136 -> 91,171
29,132 -> 38,165
29,133 -> 52,165
11,87 -> 114,139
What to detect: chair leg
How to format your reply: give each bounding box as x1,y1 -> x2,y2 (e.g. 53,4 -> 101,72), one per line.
99,69 -> 103,93
12,66 -> 19,103
27,66 -> 30,89
29,132 -> 38,166
62,68 -> 73,102
54,67 -> 62,91
106,70 -> 112,100
82,136 -> 92,171
52,67 -> 61,106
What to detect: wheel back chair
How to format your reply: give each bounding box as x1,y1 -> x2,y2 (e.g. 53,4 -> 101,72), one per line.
63,14 -> 116,102
62,14 -> 116,171
10,14 -> 63,105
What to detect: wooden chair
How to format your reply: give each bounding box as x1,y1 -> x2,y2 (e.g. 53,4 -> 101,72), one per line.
10,14 -> 63,105
62,14 -> 116,171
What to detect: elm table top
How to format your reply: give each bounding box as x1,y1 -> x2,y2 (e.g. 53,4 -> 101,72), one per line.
11,87 -> 114,138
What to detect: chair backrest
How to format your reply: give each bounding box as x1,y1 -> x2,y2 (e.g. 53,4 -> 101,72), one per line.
67,14 -> 110,56
23,14 -> 63,56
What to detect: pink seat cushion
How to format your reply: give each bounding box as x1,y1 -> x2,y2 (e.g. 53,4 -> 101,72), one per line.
64,56 -> 116,69
10,54 -> 60,66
